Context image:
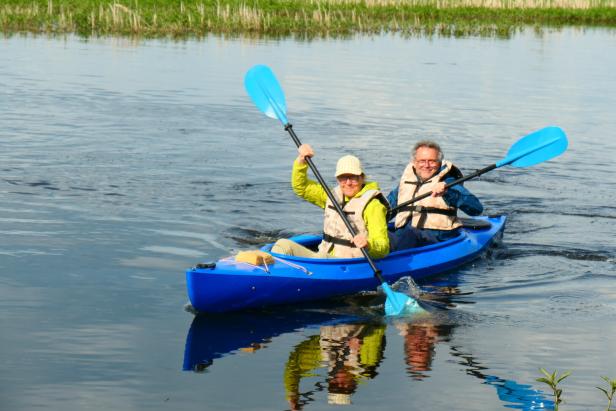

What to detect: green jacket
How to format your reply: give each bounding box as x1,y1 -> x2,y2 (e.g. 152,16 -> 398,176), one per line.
292,159 -> 390,259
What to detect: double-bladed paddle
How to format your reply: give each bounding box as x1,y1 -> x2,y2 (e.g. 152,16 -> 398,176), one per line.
244,64 -> 421,316
388,126 -> 568,218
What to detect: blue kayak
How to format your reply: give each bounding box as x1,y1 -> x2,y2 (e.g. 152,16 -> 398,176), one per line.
186,215 -> 506,313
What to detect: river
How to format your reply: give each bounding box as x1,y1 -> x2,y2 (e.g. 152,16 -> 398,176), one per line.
1,28 -> 615,410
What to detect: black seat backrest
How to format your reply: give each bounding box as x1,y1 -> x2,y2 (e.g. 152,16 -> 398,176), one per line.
459,218 -> 492,230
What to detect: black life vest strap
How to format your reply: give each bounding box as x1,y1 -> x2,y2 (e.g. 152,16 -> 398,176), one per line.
398,205 -> 457,216
322,233 -> 356,248
373,192 -> 390,209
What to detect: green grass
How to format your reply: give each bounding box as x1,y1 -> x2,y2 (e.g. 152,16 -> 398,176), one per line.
1,0 -> 615,38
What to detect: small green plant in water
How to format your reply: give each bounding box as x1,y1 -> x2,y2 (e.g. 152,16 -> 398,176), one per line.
596,376 -> 616,411
536,368 -> 571,411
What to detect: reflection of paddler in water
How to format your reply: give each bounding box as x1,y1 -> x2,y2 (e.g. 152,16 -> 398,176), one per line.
284,323 -> 386,410
395,319 -> 453,380
395,309 -> 553,410
397,321 -> 554,409
393,283 -> 459,380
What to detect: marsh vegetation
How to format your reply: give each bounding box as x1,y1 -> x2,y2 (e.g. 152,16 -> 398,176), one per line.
1,0 -> 615,38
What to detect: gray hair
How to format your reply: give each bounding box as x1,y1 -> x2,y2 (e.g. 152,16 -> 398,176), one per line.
412,140 -> 444,161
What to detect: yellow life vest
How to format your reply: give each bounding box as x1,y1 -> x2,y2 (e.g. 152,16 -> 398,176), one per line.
394,160 -> 462,231
319,186 -> 384,258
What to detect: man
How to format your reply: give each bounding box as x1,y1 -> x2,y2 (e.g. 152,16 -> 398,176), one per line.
272,144 -> 389,259
387,140 -> 483,251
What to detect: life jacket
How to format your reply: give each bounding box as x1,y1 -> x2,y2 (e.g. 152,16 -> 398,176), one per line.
319,186 -> 386,258
394,160 -> 463,231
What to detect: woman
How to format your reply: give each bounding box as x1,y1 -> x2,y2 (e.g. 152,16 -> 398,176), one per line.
272,144 -> 389,259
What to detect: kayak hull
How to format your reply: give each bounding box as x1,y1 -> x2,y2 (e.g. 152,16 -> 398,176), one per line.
186,215 -> 506,313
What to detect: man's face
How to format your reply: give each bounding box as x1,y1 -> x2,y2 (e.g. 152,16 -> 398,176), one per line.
413,147 -> 441,181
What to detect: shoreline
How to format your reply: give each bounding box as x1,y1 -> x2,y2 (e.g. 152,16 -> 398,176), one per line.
1,0 -> 615,38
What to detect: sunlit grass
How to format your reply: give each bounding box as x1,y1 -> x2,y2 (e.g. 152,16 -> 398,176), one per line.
1,0 -> 615,38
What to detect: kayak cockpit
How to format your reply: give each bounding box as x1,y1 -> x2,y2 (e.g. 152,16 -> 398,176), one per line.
261,217 -> 495,264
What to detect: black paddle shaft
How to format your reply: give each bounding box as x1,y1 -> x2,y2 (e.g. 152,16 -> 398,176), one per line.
389,163 -> 497,216
284,124 -> 386,282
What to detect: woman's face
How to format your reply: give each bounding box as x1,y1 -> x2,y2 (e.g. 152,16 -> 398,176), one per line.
337,174 -> 365,198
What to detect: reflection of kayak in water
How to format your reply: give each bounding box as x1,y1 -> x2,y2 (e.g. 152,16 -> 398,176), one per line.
182,308 -> 387,408
183,308 -> 553,410
186,216 -> 506,313
182,310 -> 364,372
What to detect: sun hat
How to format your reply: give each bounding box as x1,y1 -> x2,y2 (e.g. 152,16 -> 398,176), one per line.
335,155 -> 364,177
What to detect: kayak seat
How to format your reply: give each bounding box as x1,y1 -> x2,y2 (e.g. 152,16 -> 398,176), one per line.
459,218 -> 492,230
303,239 -> 321,252
195,262 -> 216,269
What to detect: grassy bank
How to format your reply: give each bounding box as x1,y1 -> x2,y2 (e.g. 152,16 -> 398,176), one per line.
1,0 -> 615,38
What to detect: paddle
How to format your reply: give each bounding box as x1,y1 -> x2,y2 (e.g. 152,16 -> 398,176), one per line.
388,126 -> 568,217
244,64 -> 422,316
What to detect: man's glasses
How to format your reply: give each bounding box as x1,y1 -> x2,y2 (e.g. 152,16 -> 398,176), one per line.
415,159 -> 440,166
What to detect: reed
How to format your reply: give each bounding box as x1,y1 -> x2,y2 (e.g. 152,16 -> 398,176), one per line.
597,376 -> 616,411
537,368 -> 571,411
1,0 -> 615,38
537,370 -> 616,411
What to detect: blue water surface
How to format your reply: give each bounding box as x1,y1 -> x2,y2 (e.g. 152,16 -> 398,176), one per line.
0,29 -> 615,410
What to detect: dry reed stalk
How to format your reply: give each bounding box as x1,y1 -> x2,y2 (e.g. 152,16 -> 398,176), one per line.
311,0 -> 614,8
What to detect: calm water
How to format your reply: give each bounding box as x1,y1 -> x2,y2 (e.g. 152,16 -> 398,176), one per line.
1,29 -> 615,411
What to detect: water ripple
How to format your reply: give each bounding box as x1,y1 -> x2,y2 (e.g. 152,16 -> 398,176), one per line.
500,243 -> 611,262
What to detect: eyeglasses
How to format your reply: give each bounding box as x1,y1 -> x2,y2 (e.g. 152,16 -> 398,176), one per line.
337,175 -> 361,183
415,159 -> 440,166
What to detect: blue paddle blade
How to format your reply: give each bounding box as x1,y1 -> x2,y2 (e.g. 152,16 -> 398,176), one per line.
497,126 -> 568,168
244,65 -> 289,125
382,283 -> 424,316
